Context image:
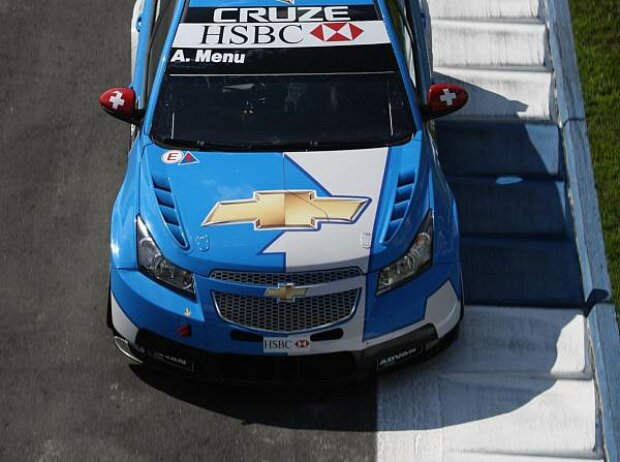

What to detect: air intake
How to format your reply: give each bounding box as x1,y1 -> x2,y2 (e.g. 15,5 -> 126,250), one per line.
152,175 -> 188,248
384,168 -> 415,242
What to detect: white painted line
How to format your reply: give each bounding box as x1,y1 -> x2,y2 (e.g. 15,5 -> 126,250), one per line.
421,306 -> 589,376
428,0 -> 540,20
434,67 -> 555,120
439,454 -> 603,462
432,19 -> 548,67
376,307 -> 602,462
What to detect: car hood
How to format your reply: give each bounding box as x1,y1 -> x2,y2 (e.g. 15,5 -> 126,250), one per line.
139,137 -> 428,276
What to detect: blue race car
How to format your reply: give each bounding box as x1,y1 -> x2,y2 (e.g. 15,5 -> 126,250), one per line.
101,0 -> 468,382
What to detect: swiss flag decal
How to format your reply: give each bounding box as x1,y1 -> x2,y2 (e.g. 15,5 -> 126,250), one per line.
426,83 -> 469,117
99,87 -> 137,120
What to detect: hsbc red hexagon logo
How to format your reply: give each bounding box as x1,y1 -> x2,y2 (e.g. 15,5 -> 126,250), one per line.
310,22 -> 364,42
295,339 -> 310,349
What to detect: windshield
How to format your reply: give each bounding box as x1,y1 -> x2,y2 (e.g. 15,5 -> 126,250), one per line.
151,5 -> 416,151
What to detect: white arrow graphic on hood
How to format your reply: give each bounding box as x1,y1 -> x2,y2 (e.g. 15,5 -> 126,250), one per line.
263,148 -> 388,273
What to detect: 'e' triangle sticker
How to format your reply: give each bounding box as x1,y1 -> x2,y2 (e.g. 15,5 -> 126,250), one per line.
179,152 -> 199,165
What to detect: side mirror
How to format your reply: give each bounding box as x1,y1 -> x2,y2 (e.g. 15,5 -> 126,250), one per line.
99,87 -> 143,124
423,84 -> 468,120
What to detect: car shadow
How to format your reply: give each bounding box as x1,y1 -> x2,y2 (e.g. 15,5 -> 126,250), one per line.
131,364 -> 378,432
130,306 -> 582,432
431,79 -> 584,307
434,72 -> 531,119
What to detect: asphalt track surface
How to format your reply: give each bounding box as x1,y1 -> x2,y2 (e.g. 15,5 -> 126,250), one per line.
0,2 -> 378,460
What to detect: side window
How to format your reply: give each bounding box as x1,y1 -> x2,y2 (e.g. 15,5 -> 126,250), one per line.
147,0 -> 176,98
386,0 -> 417,88
407,0 -> 433,98
154,0 -> 162,21
386,0 -> 427,102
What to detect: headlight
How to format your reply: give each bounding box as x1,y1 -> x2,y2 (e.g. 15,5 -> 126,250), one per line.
377,211 -> 433,295
136,216 -> 195,297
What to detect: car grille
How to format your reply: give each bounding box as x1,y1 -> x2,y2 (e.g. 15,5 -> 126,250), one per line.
213,289 -> 359,333
210,268 -> 362,286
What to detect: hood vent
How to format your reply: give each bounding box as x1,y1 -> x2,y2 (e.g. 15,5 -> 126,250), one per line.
384,168 -> 415,242
152,175 -> 188,248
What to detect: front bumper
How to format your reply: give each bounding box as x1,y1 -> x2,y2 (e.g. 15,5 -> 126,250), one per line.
112,301 -> 459,384
109,263 -> 463,383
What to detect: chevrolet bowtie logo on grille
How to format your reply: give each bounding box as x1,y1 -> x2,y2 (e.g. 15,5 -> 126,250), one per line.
265,283 -> 308,302
202,190 -> 369,230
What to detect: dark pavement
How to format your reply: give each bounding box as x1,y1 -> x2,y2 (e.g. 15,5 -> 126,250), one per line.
0,2 -> 376,460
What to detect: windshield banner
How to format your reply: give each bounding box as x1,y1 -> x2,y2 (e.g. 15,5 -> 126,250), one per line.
172,21 -> 389,49
169,5 -> 394,74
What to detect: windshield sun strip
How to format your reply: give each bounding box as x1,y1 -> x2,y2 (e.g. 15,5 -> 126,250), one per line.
168,71 -> 397,77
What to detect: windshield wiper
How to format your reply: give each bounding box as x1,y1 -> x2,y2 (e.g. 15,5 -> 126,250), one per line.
153,133 -> 414,153
154,136 -> 239,152
300,135 -> 412,151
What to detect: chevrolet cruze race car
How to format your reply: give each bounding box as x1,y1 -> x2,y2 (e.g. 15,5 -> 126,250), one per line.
101,0 -> 468,382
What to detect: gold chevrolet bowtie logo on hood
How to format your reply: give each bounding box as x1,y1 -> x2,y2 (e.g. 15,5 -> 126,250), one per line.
201,190 -> 369,230
265,283 -> 308,302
